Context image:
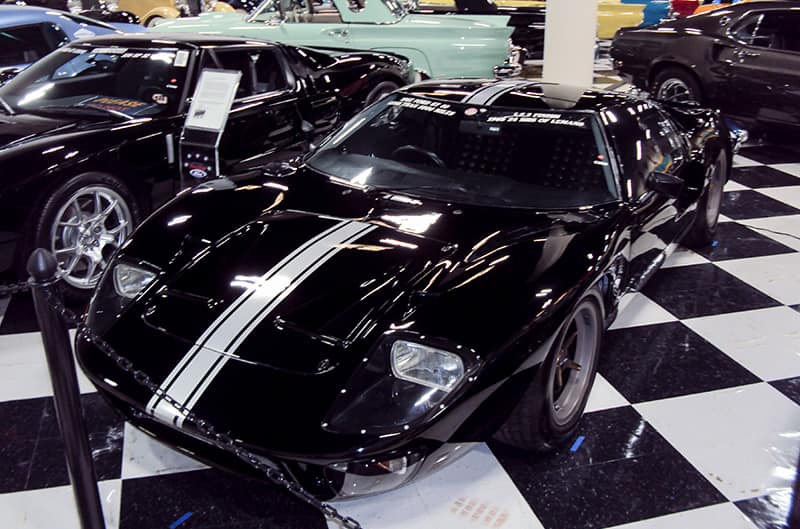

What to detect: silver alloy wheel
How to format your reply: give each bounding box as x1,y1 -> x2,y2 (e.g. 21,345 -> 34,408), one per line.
705,163 -> 724,229
50,185 -> 133,290
657,78 -> 695,103
549,304 -> 600,426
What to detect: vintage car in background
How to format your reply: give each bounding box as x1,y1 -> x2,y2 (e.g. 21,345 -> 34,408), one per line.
118,0 -> 236,27
152,0 -> 519,79
77,78 -> 733,500
0,5 -> 143,81
4,0 -> 142,25
612,1 -> 800,130
418,0 -> 646,41
0,34 -> 411,294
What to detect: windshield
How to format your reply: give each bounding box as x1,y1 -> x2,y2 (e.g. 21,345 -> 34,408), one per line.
0,44 -> 191,118
308,94 -> 619,209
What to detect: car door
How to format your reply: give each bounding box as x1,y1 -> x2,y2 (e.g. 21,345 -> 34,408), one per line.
205,47 -> 306,178
281,46 -> 341,136
720,9 -> 800,127
616,109 -> 691,291
255,0 -> 353,48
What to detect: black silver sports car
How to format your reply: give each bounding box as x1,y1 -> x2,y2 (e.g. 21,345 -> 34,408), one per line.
77,79 -> 735,499
0,34 -> 410,294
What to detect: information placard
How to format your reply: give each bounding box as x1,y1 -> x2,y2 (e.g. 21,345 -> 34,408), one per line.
184,69 -> 241,132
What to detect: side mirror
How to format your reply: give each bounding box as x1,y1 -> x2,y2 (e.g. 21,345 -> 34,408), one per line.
262,160 -> 297,179
646,171 -> 684,198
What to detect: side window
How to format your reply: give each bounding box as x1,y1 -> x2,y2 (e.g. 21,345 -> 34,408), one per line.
210,49 -> 288,99
0,23 -> 66,68
730,14 -> 762,46
753,12 -> 800,53
618,109 -> 686,198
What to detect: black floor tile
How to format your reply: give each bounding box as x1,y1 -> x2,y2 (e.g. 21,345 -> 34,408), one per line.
599,322 -> 760,403
643,263 -> 781,319
491,408 -> 726,529
0,393 -> 123,493
739,145 -> 800,165
696,223 -> 796,261
731,166 -> 800,189
736,489 -> 797,529
722,191 -> 800,220
771,377 -> 800,407
120,468 -> 326,529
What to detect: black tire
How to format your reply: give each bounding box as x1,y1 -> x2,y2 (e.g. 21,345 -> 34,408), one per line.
683,153 -> 727,249
145,15 -> 164,27
19,173 -> 140,300
651,67 -> 703,105
364,80 -> 400,106
494,293 -> 604,451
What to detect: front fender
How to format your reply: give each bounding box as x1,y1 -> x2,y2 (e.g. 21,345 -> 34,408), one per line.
213,2 -> 236,12
143,6 -> 181,24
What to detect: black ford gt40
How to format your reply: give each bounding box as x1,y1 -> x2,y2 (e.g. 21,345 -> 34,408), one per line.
0,34 -> 410,295
78,80 -> 737,500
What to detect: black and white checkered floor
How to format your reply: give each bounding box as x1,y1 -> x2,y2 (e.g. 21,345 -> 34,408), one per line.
2,143 -> 800,529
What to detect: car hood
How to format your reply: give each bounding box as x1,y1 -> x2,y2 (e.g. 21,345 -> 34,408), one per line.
0,112 -> 79,150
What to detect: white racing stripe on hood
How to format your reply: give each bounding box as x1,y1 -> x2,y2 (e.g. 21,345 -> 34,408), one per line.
147,220 -> 376,426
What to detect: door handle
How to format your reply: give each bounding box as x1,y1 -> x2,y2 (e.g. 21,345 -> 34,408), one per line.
327,29 -> 349,37
735,49 -> 761,59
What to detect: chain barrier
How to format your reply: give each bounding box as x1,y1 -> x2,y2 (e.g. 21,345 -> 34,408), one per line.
40,285 -> 363,529
0,280 -> 31,297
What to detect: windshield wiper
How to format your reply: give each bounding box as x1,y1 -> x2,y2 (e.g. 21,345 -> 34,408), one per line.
34,104 -> 132,120
0,96 -> 14,115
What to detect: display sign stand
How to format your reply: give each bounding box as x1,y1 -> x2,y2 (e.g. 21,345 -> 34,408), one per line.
179,69 -> 241,188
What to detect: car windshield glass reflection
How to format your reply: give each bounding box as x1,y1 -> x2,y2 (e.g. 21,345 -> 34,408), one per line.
0,45 -> 189,118
308,94 -> 619,209
249,0 -> 405,21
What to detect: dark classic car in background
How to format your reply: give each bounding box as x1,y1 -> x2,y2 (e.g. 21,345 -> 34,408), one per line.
0,4 -> 143,81
611,1 -> 800,130
0,34 -> 411,294
76,79 -> 733,499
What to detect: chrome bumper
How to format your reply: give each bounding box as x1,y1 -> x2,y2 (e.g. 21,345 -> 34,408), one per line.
494,45 -> 523,78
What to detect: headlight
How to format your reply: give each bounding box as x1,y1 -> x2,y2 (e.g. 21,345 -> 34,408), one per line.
113,263 -> 156,299
391,340 -> 464,392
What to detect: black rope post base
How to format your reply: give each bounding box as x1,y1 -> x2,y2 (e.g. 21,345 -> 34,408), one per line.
28,249 -> 107,529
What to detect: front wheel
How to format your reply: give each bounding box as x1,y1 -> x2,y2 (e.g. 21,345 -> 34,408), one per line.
683,153 -> 727,249
25,173 -> 139,299
494,293 -> 603,451
145,15 -> 165,28
364,80 -> 400,107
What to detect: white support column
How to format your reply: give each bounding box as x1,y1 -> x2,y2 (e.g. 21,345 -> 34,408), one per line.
542,0 -> 598,87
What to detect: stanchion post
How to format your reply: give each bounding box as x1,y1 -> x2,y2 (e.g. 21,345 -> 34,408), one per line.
27,249 -> 107,529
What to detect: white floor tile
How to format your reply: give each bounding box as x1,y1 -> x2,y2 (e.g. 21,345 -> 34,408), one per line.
0,479 -> 121,529
121,423 -> 208,480
662,248 -> 709,268
585,373 -> 629,413
757,186 -> 800,210
718,253 -> 800,305
329,444 -> 544,529
734,155 -> 762,168
636,384 -> 800,502
684,307 -> 800,381
725,180 -> 750,192
610,293 -> 677,330
741,215 -> 800,251
770,163 -> 800,178
605,502 -> 758,529
0,330 -> 95,402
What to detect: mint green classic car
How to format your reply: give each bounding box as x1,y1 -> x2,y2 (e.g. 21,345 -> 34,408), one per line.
152,0 -> 519,79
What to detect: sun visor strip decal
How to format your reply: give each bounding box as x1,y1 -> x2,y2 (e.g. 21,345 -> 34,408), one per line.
146,220 -> 377,426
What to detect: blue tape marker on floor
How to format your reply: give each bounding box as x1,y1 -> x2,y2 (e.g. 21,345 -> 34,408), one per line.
570,435 -> 585,452
169,512 -> 193,529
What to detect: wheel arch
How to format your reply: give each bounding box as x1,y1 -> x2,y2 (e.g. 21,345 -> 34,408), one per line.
648,60 -> 705,99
